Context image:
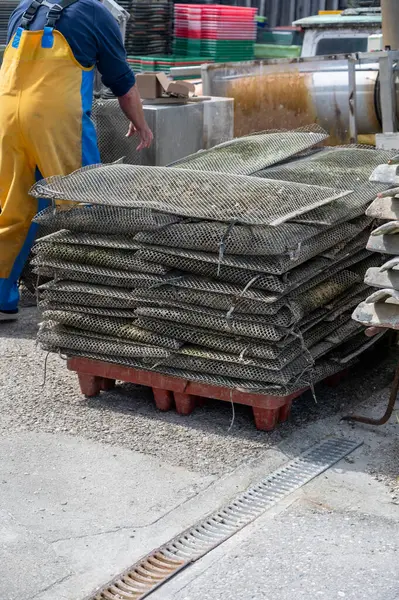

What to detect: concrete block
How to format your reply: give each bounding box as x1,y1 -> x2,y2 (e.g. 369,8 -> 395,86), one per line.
93,97 -> 234,166
203,97 -> 234,149
376,133 -> 399,150
150,101 -> 203,165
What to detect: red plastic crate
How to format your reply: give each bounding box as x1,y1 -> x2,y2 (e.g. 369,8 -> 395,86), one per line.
67,357 -> 309,431
174,3 -> 257,41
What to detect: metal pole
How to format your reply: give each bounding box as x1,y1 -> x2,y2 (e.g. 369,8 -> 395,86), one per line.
379,53 -> 397,133
381,0 -> 399,50
201,64 -> 211,97
348,56 -> 358,143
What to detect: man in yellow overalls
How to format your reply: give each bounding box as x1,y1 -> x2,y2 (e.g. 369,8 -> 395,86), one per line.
0,0 -> 153,320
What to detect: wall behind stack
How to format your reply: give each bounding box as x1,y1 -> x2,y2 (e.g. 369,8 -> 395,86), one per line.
222,1 -> 379,25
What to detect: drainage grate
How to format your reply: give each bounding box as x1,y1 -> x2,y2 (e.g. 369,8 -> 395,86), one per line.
85,437 -> 362,600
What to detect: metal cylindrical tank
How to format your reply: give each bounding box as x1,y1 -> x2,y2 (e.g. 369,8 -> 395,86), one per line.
311,68 -> 381,136
203,61 -> 387,140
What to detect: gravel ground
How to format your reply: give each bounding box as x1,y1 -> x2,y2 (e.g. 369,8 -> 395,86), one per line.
0,307 -> 398,479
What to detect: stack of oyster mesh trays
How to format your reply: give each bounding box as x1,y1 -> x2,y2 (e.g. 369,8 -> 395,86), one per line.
31,125 -> 396,398
353,181 -> 399,330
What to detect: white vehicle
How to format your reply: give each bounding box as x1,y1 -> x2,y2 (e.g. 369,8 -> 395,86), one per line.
295,8 -> 382,58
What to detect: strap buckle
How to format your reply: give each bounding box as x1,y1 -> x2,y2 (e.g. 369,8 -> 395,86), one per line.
48,3 -> 63,14
46,3 -> 64,27
21,0 -> 44,27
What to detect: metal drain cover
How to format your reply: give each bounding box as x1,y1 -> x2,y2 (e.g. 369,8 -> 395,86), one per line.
85,437 -> 362,600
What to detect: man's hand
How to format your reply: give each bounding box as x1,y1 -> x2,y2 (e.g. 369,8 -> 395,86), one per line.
119,85 -> 154,151
126,122 -> 154,151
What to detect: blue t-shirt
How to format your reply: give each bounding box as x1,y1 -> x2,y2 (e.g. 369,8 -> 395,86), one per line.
7,0 -> 135,97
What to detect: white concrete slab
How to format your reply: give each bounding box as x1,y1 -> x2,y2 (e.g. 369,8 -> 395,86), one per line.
0,432 -> 215,600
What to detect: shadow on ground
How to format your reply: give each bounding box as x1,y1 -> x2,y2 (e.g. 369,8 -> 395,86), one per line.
0,307 -> 38,340
84,344 -> 399,441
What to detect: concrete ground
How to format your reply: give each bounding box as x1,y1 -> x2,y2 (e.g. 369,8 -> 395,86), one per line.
0,307 -> 398,600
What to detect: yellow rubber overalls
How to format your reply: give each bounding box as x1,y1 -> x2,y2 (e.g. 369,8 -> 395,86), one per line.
0,0 -> 100,311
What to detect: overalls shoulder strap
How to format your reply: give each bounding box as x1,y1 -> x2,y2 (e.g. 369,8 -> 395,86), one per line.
20,0 -> 80,30
45,0 -> 81,29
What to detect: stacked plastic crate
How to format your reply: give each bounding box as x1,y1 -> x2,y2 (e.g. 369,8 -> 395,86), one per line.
127,55 -> 211,76
124,1 -> 173,56
174,4 -> 257,61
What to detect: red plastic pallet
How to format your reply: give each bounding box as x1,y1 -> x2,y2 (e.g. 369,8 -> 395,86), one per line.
67,357 -> 348,431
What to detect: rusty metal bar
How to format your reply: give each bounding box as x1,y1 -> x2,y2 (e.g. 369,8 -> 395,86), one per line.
342,359 -> 399,426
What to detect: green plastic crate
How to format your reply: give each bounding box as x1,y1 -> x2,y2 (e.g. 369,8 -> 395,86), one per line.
254,44 -> 302,59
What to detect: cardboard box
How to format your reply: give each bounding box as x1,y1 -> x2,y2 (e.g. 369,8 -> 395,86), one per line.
136,73 -> 195,100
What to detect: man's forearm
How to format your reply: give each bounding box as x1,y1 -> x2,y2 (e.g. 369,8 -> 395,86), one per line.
118,84 -> 153,150
118,84 -> 147,131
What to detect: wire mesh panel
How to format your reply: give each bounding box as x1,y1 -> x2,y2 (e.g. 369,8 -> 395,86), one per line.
257,147 -> 395,226
34,241 -> 168,275
33,205 -> 181,235
160,352 -> 307,385
134,220 -> 325,256
39,303 -> 139,319
41,310 -> 182,350
135,305 -> 291,343
46,345 -> 353,397
31,163 -> 350,226
134,316 -> 304,362
32,257 -> 170,289
169,126 -> 329,175
38,326 -> 173,360
291,185 -> 388,227
136,220 -> 363,276
176,344 -> 312,374
36,230 -> 141,251
132,201 -> 378,256
258,147 -> 394,190
38,280 -> 142,309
